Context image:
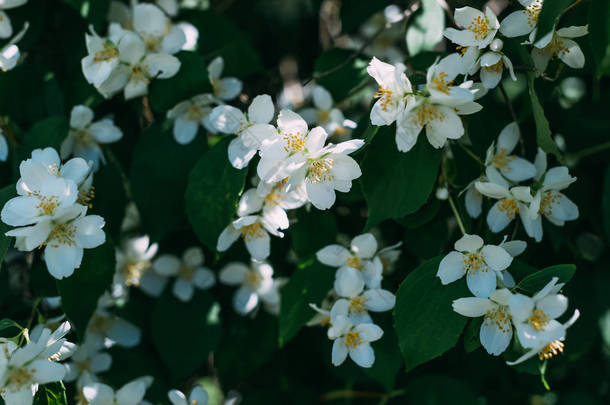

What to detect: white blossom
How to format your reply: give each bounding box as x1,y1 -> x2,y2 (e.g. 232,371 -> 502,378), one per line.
499,0 -> 543,38
484,122 -> 536,182
168,386 -> 208,405
217,215 -> 282,261
83,376 -> 153,405
530,26 -> 588,73
208,56 -> 242,101
366,57 -> 413,126
327,315 -> 383,368
167,94 -> 219,145
444,7 -> 500,49
64,340 -> 112,388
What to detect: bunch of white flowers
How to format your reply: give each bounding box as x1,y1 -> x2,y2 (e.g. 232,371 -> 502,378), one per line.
1,147 -> 106,279
312,233 -> 401,368
467,123 -> 578,242
81,2 -> 185,99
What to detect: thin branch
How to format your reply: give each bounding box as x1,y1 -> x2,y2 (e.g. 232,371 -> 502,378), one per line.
141,96 -> 154,127
568,140 -> 610,162
457,142 -> 484,166
447,192 -> 466,235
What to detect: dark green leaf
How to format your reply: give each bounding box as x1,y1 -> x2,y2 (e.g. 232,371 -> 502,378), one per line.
535,0 -> 574,42
506,259 -> 538,284
0,185 -> 16,265
463,318 -> 482,353
406,0 -> 445,56
0,318 -> 23,333
33,382 -> 67,405
151,291 -> 221,382
589,0 -> 610,78
17,116 -> 69,163
290,209 -> 337,260
313,48 -> 369,102
527,73 -> 561,158
62,0 -> 110,32
394,256 -> 469,372
362,327 -> 402,392
339,0 -> 392,33
404,374 -> 479,404
603,164 -> 610,243
185,137 -> 247,251
361,127 -> 442,228
89,156 -> 127,240
517,264 -> 576,294
57,240 -> 116,339
278,262 -> 334,347
130,122 -> 208,242
148,52 -> 213,114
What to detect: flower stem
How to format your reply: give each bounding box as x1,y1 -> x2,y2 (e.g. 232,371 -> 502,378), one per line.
567,141 -> 610,162
456,142 -> 484,166
447,192 -> 466,235
18,297 -> 41,346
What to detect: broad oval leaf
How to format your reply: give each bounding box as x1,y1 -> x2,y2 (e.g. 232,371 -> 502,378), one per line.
393,256 -> 469,372
313,48 -> 369,102
516,264 -> 576,294
185,137 -> 247,251
534,0 -> 574,42
0,185 -> 16,265
527,73 -> 561,158
406,0 -> 445,56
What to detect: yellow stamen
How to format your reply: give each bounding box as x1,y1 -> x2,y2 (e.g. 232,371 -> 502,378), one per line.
526,0 -> 542,26
431,71 -> 452,95
343,330 -> 362,349
36,195 -> 59,216
283,132 -> 306,153
374,86 -> 394,112
528,308 -> 550,331
493,148 -> 514,170
349,296 -> 368,314
239,223 -> 264,241
467,15 -> 489,40
483,307 -> 512,333
412,103 -> 445,127
538,191 -> 560,216
308,159 -> 334,184
462,253 -> 487,275
346,256 -> 364,270
497,198 -> 519,219
539,340 -> 564,360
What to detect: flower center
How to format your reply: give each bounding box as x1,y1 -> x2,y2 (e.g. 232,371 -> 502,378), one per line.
239,223 -> 264,241
145,36 -> 160,52
75,129 -> 94,144
343,330 -> 362,349
431,71 -> 452,95
484,306 -> 512,333
317,110 -> 330,123
462,253 -> 487,275
264,190 -> 282,207
538,191 -> 559,216
188,105 -> 206,121
485,59 -> 504,73
346,256 -> 364,270
246,270 -> 262,289
36,195 -> 60,216
123,260 -> 151,287
130,64 -> 149,83
498,198 -> 519,219
467,15 -> 489,40
526,0 -> 542,26
178,265 -> 195,281
545,37 -> 570,59
374,86 -> 394,112
412,103 -> 444,127
283,132 -> 306,154
88,314 -> 110,334
93,44 -> 118,63
307,159 -> 334,184
349,296 -> 368,314
47,223 -> 77,248
528,308 -> 550,331
78,187 -> 95,209
493,148 -> 514,169
8,367 -> 33,387
539,340 -> 564,360
211,78 -> 221,96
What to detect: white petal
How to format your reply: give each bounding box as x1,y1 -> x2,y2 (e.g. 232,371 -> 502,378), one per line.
152,254 -> 181,276
436,251 -> 465,284
219,262 -> 249,285
173,117 -> 199,145
44,244 -> 83,279
331,339 -> 348,366
248,94 -> 275,124
454,234 -> 483,252
316,245 -> 351,267
466,267 -> 497,298
233,286 -> 259,315
350,234 -> 377,259
508,293 -> 535,323
363,289 -> 395,312
481,245 -> 512,271
480,314 -> 512,355
334,267 -> 365,298
499,11 -> 533,37
452,297 -> 494,317
349,342 -> 375,368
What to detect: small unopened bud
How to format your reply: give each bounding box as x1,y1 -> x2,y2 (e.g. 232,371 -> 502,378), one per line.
490,38 -> 504,52
436,187 -> 449,200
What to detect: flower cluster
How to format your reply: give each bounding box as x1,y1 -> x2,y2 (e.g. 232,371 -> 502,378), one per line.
81,1 -> 185,99
310,233 -> 401,368
1,147 -> 105,279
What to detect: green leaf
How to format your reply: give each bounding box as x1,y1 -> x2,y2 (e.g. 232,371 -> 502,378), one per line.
506,259 -> 538,284
360,127 -> 442,228
517,264 -> 576,294
394,256 -> 469,372
535,0 -> 574,42
463,318 -> 482,353
89,156 -> 127,240
590,0 -> 610,78
17,116 -> 69,163
62,0 -> 110,32
278,262 -> 334,347
290,209 -> 337,260
56,240 -> 116,339
526,73 -> 561,158
0,185 -> 16,265
406,0 -> 445,56
603,165 -> 610,243
0,318 -> 23,333
362,327 -> 402,391
130,122 -> 208,242
148,52 -> 212,114
339,0 -> 392,33
313,48 -> 369,102
404,374 -> 479,404
151,291 -> 221,383
185,137 -> 247,251
30,256 -> 59,297
33,382 -> 68,405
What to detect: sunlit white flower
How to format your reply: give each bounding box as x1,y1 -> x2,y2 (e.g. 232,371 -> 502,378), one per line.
208,56 -> 242,101
151,246 -> 215,302
131,3 -> 185,54
507,277 -> 580,365
444,7 -> 500,49
485,122 -> 536,182
437,234 -> 513,298
219,261 -> 281,316
317,233 -> 383,293
530,26 -> 588,73
168,385 -> 208,405
300,86 -> 353,137
83,376 -> 153,405
217,214 -> 282,260
453,288 -> 514,355
327,315 -> 383,368
477,39 -> 517,89
330,283 -> 395,325
113,235 -> 165,299
61,105 -> 123,171
81,24 -> 134,88
167,94 -> 219,145
209,94 -> 277,169
499,0 -> 543,38
64,339 -> 112,388
366,57 -> 413,126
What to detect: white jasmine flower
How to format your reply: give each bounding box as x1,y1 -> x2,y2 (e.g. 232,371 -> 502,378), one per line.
484,122 -> 536,182
209,94 -> 277,169
306,301 -> 333,327
219,261 -> 281,316
86,307 -> 141,349
151,247 -> 215,302
327,315 -> 383,368
208,56 -> 242,101
299,86 -> 352,137
477,39 -> 517,89
499,0 -> 543,38
113,235 -> 166,299
376,241 -> 402,275
444,7 -> 500,49
0,21 -> 28,71
366,57 -> 414,126
330,283 -> 395,325
475,167 -> 535,234
0,321 -> 73,405
436,234 -> 513,298
83,376 -> 153,405
507,277 -> 580,365
453,288 -> 514,355
61,105 -> 123,171
531,26 -> 588,73
168,386 -> 208,405
317,233 -> 383,292
167,94 -> 219,145
132,3 -> 185,54
216,215 -> 282,261
0,0 -> 27,39
64,340 -> 112,388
